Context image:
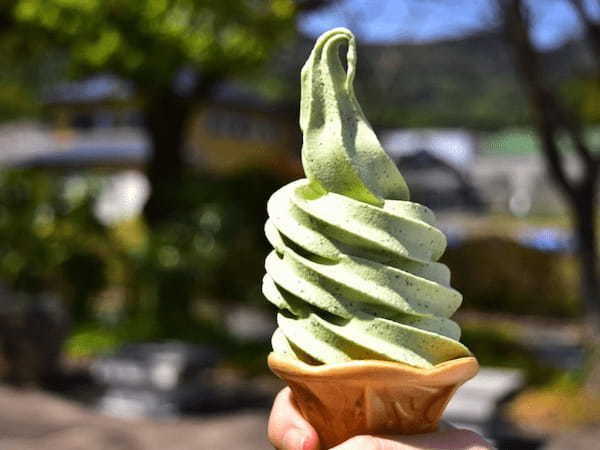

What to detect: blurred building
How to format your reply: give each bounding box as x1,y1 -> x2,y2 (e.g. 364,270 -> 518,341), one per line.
382,126 -> 600,217
473,128 -> 600,216
185,84 -> 301,178
36,75 -> 302,178
0,120 -> 56,166
4,74 -> 600,219
382,128 -> 477,169
382,128 -> 483,212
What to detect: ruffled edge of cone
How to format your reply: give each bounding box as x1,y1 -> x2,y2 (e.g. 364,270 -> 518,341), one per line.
268,352 -> 479,385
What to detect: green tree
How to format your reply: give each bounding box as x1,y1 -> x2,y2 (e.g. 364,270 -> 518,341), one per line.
0,1 -> 335,381
2,0 -> 326,224
496,0 -> 600,390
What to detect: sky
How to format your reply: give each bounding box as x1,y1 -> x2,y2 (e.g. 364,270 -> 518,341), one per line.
298,0 -> 600,49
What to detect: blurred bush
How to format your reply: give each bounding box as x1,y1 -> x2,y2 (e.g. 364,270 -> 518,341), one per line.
115,170 -> 280,342
443,237 -> 581,318
0,168 -> 281,382
0,170 -> 109,322
0,169 -> 584,385
0,170 -> 108,385
461,322 -> 559,385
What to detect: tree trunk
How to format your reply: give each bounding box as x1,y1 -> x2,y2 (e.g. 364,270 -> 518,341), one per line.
572,183 -> 600,391
573,195 -> 600,332
142,91 -> 191,226
142,76 -> 218,226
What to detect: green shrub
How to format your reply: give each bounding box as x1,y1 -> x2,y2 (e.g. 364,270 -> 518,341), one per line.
0,169 -> 281,355
443,237 -> 581,318
119,169 -> 281,340
0,170 -> 110,322
461,323 -> 560,385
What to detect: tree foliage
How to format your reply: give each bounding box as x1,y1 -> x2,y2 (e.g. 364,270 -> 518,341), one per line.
2,0 -> 310,229
7,0 -> 297,93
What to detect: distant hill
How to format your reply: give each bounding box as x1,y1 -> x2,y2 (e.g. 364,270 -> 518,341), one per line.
265,30 -> 592,130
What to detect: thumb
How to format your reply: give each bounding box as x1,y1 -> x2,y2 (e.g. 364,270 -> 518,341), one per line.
268,387 -> 320,450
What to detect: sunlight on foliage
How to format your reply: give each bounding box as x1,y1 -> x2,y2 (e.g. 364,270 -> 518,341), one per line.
10,0 -> 297,89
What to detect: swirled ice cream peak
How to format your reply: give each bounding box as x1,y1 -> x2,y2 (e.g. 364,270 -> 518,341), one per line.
263,28 -> 471,369
300,28 -> 409,206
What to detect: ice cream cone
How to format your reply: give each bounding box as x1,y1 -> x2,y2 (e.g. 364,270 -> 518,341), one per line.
268,352 -> 479,449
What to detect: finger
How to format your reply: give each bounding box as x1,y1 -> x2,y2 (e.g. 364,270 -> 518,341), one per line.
268,387 -> 320,450
397,429 -> 494,449
331,429 -> 494,450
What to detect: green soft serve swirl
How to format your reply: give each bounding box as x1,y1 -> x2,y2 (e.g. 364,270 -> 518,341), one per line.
263,28 -> 471,369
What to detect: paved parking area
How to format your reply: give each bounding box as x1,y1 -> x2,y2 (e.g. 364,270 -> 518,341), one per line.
0,386 -> 272,450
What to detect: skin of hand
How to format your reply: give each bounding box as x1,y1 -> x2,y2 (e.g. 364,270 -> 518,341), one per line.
268,387 -> 495,450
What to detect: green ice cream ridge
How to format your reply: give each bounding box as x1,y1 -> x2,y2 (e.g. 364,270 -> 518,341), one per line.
263,27 -> 471,369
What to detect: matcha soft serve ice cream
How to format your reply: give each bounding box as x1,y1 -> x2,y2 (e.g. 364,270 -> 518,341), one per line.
265,28 -> 478,446
263,27 -> 471,369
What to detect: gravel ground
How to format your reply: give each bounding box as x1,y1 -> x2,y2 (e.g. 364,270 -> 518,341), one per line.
0,385 -> 273,450
544,427 -> 600,450
1,383 -> 593,450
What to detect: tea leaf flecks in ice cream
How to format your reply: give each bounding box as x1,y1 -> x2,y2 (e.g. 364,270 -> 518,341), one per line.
263,28 -> 471,369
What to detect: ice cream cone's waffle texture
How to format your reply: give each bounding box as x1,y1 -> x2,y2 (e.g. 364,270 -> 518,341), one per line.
269,353 -> 478,448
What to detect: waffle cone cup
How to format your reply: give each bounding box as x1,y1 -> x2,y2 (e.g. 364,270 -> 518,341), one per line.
269,352 -> 479,448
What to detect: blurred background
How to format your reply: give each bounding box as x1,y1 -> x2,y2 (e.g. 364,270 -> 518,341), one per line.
1,0 -> 599,448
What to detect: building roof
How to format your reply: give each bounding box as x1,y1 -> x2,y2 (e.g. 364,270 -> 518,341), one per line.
11,146 -> 148,169
44,75 -> 294,114
44,75 -> 133,105
381,128 -> 477,170
0,125 -> 148,169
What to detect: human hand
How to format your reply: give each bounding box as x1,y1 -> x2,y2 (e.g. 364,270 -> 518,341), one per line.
268,387 -> 494,450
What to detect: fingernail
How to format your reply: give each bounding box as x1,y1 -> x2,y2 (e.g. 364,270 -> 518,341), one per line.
282,428 -> 307,450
